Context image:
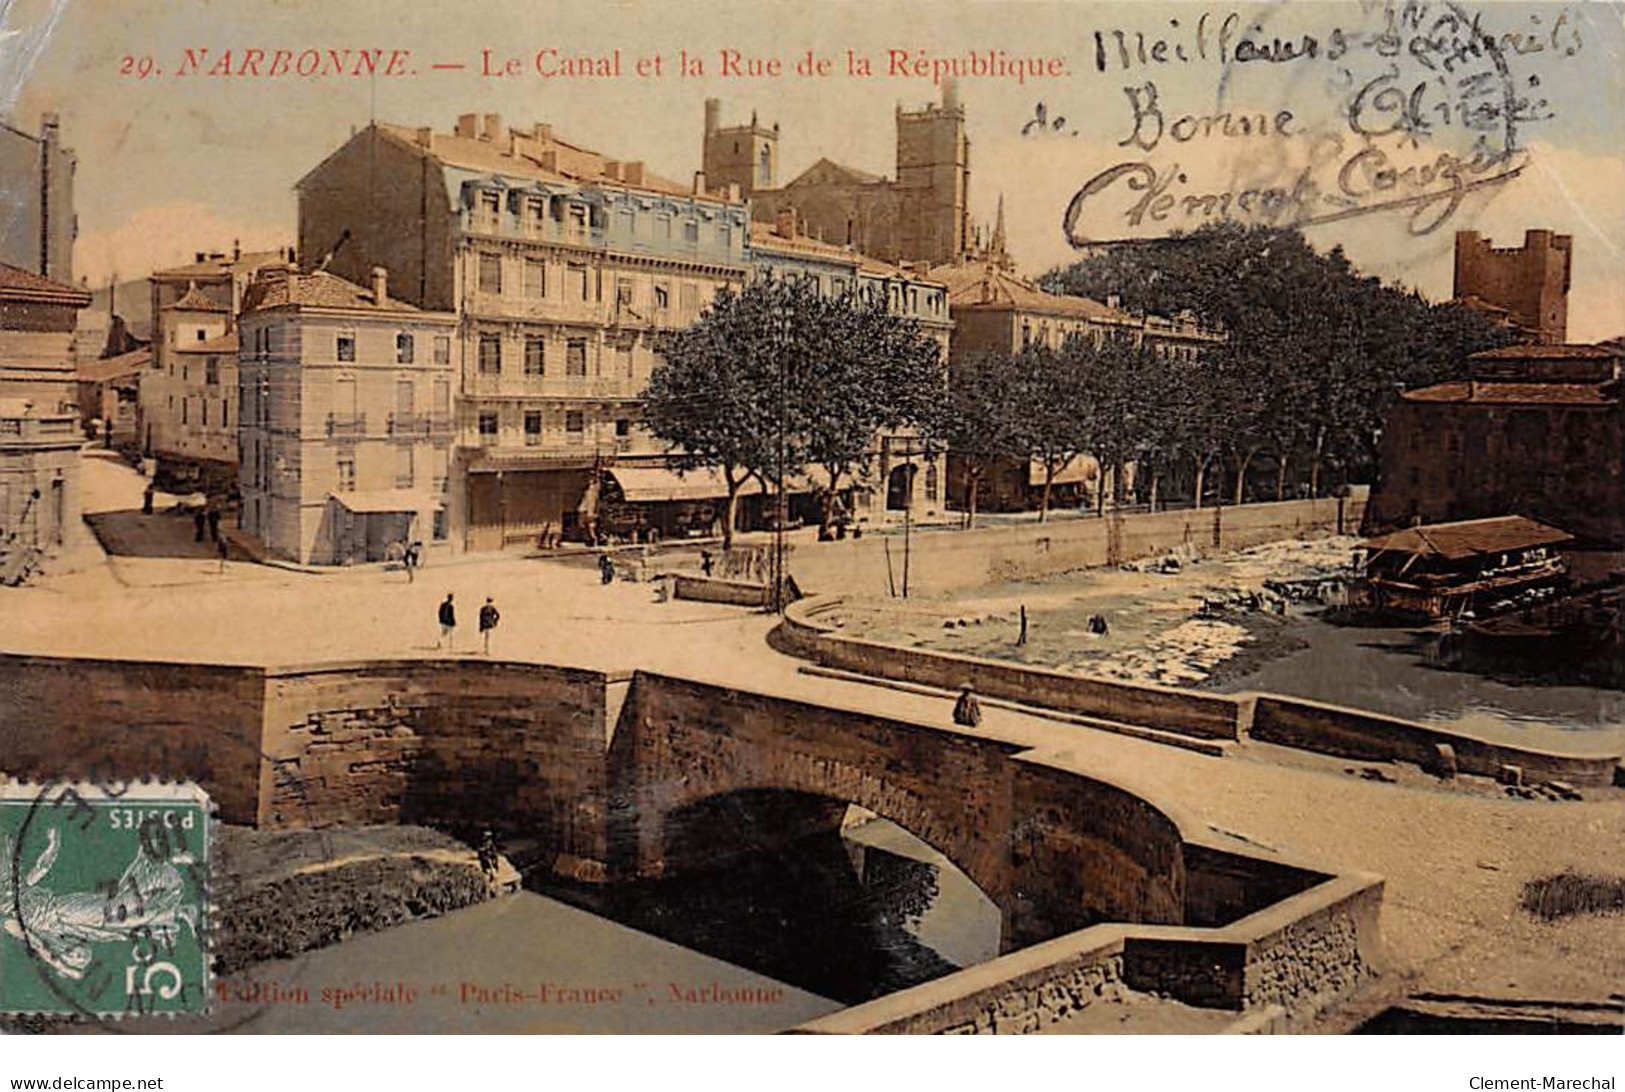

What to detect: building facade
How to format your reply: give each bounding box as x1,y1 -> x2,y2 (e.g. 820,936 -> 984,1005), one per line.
237,266 -> 458,565
1363,344 -> 1623,548
931,251 -> 1223,512
707,82 -> 972,267
0,114 -> 75,284
140,248 -> 291,491
747,211 -> 954,521
1453,229 -> 1572,345
297,114 -> 752,551
0,263 -> 90,559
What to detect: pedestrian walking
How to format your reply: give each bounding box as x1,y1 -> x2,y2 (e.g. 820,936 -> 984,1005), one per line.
142,485 -> 154,515
478,597 -> 500,655
216,536 -> 228,574
952,683 -> 983,729
192,509 -> 206,543
699,549 -> 714,578
403,541 -> 419,584
207,508 -> 221,542
598,553 -> 615,585
437,593 -> 456,650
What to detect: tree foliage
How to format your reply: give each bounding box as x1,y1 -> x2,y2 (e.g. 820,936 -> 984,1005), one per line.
642,277 -> 944,544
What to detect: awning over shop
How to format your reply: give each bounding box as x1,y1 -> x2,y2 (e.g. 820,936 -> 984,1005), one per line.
606,466 -> 763,504
329,489 -> 434,514
1027,456 -> 1099,487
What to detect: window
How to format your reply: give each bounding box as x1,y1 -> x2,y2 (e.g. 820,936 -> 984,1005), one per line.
617,281 -> 634,308
479,191 -> 500,221
524,411 -> 542,446
683,220 -> 699,243
433,378 -> 450,415
205,358 -> 219,386
524,257 -> 547,298
478,253 -> 502,295
718,225 -> 732,249
337,333 -> 355,362
222,398 -> 229,429
433,508 -> 449,542
195,329 -> 206,342
336,454 -> 355,492
526,198 -> 546,231
565,410 -> 585,438
615,418 -> 631,437
618,209 -> 635,235
680,284 -> 698,312
395,446 -> 414,489
925,462 -> 939,501
181,399 -> 188,425
657,213 -> 672,239
433,336 -> 451,365
478,412 -> 498,440
478,334 -> 502,374
566,339 -> 587,377
653,284 -> 670,311
618,345 -> 633,378
396,333 -> 414,364
524,336 -> 546,376
567,263 -> 589,301
201,399 -> 209,426
568,204 -> 588,237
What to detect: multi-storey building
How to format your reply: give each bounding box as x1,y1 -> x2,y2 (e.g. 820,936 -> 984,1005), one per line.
0,114 -> 75,284
1,263 -> 89,558
1453,229 -> 1571,345
1364,343 -> 1623,548
140,247 -> 291,491
237,265 -> 459,565
707,82 -> 972,267
931,235 -> 1224,512
743,211 -> 954,522
297,113 -> 751,550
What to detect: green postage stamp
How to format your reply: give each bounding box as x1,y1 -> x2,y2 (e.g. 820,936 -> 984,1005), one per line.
2,780 -> 211,1018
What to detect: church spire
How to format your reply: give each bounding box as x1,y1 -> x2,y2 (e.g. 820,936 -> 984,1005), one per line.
990,193 -> 1008,263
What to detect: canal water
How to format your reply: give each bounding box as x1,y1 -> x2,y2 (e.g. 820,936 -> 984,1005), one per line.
1216,612 -> 1625,754
209,816 -> 1000,1033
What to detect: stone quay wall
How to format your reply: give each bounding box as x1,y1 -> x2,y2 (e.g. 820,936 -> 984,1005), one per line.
1251,694 -> 1622,787
788,494 -> 1366,598
779,596 -> 1243,740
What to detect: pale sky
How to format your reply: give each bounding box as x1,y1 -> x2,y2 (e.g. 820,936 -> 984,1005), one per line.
4,0 -> 1622,339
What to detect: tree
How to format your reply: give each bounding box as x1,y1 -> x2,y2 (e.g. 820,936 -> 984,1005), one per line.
922,350 -> 1026,528
642,277 -> 942,546
1011,343 -> 1094,522
1041,223 -> 1516,501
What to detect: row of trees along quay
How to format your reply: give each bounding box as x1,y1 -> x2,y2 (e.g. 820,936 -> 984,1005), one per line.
642,223 -> 1515,558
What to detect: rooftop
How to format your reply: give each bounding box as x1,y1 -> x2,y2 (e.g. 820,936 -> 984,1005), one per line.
174,331 -> 239,355
926,259 -> 1131,322
77,348 -> 151,383
0,262 -> 91,308
1470,344 -> 1623,361
163,284 -> 230,313
1402,381 -> 1617,406
153,250 -> 292,281
240,269 -> 430,315
1363,515 -> 1574,561
370,118 -> 699,200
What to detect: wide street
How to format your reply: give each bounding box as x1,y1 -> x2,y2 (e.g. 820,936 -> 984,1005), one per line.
5,450 -> 1623,1015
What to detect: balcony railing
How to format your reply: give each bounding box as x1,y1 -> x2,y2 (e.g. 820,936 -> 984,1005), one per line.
387,412 -> 454,437
325,412 -> 367,438
0,411 -> 81,444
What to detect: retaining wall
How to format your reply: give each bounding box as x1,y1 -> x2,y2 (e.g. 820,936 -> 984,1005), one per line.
789,494 -> 1366,597
1251,695 -> 1621,787
671,574 -> 770,608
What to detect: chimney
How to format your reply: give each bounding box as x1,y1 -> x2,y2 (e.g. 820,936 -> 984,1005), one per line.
371,266 -> 389,305
704,98 -> 720,136
195,252 -> 206,263
415,126 -> 433,148
540,150 -> 559,172
775,208 -> 798,239
726,182 -> 741,203
692,170 -> 707,196
482,113 -> 502,141
233,238 -> 241,261
533,122 -> 553,143
942,79 -> 960,112
455,113 -> 478,139
39,112 -> 59,145
1106,294 -> 1120,309
602,160 -> 622,182
623,161 -> 645,187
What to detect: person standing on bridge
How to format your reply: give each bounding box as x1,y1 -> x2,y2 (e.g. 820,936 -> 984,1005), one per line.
478,596 -> 500,655
437,593 -> 457,651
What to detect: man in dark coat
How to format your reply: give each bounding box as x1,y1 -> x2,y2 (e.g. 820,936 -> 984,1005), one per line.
437,593 -> 456,650
478,597 -> 500,655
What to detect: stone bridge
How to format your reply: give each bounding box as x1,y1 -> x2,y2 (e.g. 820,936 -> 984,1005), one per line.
0,652 -> 1383,1025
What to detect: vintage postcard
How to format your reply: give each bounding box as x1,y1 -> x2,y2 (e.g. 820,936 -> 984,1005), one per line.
0,0 -> 1621,1064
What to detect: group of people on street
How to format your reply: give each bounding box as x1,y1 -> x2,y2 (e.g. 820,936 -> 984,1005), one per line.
437,592 -> 501,654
